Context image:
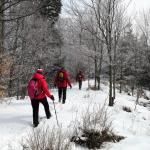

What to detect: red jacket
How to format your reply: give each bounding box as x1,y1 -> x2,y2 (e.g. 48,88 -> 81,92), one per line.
54,69 -> 71,88
28,73 -> 52,100
76,72 -> 84,81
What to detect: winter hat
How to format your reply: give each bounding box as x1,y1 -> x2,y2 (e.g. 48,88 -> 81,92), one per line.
36,69 -> 44,74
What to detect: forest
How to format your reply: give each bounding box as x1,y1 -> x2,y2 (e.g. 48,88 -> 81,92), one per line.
0,0 -> 150,106
0,0 -> 150,150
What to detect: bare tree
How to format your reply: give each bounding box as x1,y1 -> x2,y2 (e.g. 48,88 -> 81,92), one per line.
68,0 -> 126,106
0,0 -> 62,98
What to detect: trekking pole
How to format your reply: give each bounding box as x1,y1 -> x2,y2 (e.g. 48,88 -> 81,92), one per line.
52,101 -> 60,127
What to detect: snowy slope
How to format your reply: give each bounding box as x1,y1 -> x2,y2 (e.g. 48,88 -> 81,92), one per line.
0,81 -> 150,150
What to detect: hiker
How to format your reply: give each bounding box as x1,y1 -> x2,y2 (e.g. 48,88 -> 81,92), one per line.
76,70 -> 85,90
27,69 -> 55,127
54,67 -> 72,104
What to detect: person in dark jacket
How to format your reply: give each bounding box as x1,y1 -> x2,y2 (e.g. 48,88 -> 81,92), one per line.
54,67 -> 72,104
27,69 -> 55,127
76,70 -> 85,90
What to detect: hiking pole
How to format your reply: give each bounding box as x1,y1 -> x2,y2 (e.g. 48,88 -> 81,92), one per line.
52,101 -> 60,127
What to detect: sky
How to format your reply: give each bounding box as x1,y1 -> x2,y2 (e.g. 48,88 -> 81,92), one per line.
127,0 -> 150,15
132,0 -> 150,10
62,0 -> 150,16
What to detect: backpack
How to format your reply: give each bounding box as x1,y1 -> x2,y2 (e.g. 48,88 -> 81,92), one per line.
27,78 -> 42,99
78,74 -> 82,80
57,71 -> 65,82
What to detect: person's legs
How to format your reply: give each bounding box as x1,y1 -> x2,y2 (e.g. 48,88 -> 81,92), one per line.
58,88 -> 63,102
40,97 -> 51,119
79,81 -> 82,90
62,87 -> 67,104
31,99 -> 39,127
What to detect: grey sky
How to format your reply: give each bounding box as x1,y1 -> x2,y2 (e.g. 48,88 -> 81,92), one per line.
61,0 -> 150,16
127,0 -> 150,14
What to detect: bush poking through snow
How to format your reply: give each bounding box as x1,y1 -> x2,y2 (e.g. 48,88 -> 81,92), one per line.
21,126 -> 71,150
122,106 -> 132,112
81,104 -> 112,132
71,104 -> 124,149
71,129 -> 125,149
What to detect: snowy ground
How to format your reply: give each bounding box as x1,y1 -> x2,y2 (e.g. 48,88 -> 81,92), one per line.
0,81 -> 150,150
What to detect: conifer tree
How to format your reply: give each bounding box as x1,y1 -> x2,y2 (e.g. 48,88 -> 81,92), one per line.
40,0 -> 62,23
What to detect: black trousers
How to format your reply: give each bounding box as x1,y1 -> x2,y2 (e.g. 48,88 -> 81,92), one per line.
58,87 -> 67,103
78,81 -> 82,90
31,97 -> 51,125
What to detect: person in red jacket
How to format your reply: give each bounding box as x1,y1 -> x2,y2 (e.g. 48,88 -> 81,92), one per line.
76,70 -> 85,90
54,67 -> 72,104
27,69 -> 55,127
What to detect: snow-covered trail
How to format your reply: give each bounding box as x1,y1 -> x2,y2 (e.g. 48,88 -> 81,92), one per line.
0,82 -> 91,149
1,81 -> 150,150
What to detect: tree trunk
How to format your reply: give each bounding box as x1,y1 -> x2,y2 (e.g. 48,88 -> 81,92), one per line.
94,56 -> 98,88
0,0 -> 4,54
16,78 -> 19,100
97,41 -> 104,90
109,52 -> 113,106
0,0 -> 5,87
8,64 -> 14,97
113,50 -> 117,98
119,59 -> 123,93
108,0 -> 114,106
113,68 -> 116,98
108,39 -> 113,106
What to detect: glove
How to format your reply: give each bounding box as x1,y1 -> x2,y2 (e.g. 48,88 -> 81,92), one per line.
50,95 -> 55,101
70,85 -> 72,89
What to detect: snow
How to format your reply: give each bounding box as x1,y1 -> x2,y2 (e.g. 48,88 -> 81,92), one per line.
0,81 -> 150,150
